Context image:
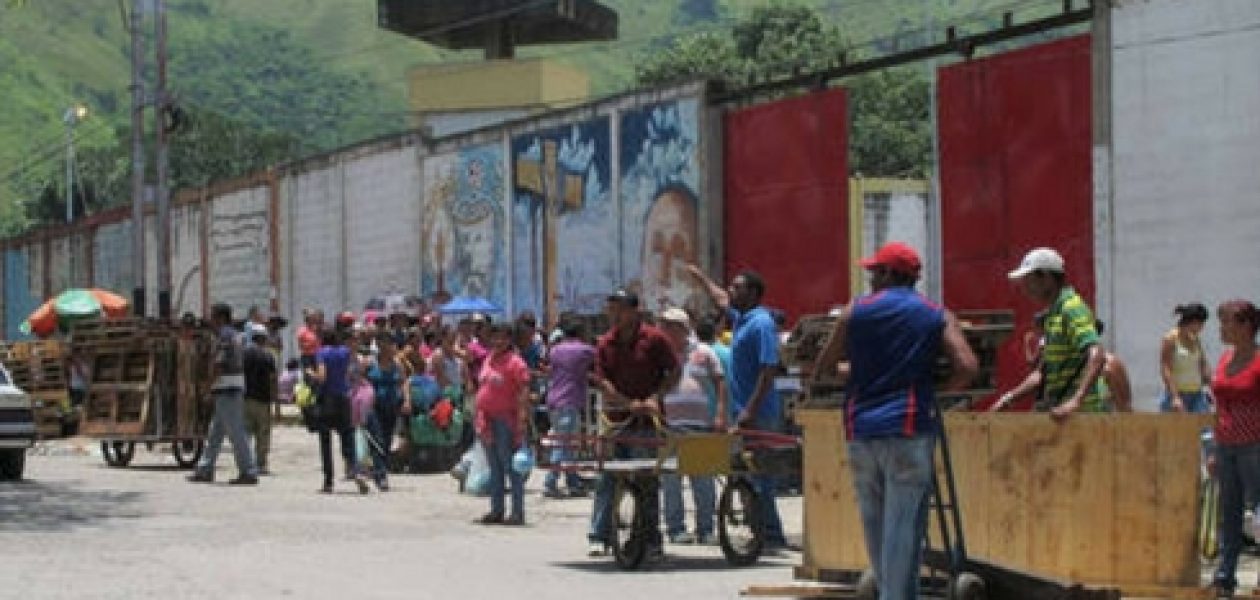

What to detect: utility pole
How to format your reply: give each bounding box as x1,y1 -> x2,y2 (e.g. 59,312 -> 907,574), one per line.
129,0 -> 147,317
63,104 -> 86,287
155,0 -> 171,319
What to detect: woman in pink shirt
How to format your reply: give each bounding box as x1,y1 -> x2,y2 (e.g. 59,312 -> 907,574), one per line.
474,323 -> 532,526
1209,299 -> 1260,597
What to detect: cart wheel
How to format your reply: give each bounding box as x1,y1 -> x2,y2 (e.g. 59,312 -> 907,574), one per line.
610,478 -> 647,570
949,572 -> 987,600
101,441 -> 135,468
718,477 -> 764,567
172,440 -> 203,469
855,569 -> 878,600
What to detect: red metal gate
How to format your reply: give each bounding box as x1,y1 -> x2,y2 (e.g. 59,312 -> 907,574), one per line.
938,35 -> 1093,408
723,89 -> 850,323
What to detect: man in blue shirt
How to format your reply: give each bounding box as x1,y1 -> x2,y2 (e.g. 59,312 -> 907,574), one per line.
812,242 -> 976,600
686,265 -> 789,550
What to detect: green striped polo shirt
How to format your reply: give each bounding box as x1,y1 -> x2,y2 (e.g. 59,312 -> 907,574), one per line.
1036,286 -> 1104,412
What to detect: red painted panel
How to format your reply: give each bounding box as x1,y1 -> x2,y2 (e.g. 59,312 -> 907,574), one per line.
938,35 -> 1093,409
723,89 -> 848,323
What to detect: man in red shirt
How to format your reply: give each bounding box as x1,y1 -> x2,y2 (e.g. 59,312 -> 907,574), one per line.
587,289 -> 680,560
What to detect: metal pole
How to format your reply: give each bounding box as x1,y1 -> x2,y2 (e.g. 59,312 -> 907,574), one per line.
65,115 -> 75,287
155,0 -> 171,319
1091,0 -> 1115,348
129,0 -> 147,317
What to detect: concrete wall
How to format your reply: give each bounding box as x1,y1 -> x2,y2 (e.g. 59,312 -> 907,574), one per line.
208,186 -> 272,316
169,203 -> 204,318
342,144 -> 423,315
1111,0 -> 1260,409
284,161 -> 348,324
91,220 -> 134,300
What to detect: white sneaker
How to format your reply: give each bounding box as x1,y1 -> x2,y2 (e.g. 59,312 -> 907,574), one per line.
587,542 -> 607,557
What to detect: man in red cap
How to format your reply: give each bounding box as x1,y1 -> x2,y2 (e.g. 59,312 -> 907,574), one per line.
812,241 -> 977,600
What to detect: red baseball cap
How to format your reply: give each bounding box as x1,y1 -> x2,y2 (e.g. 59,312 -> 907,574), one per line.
859,242 -> 922,276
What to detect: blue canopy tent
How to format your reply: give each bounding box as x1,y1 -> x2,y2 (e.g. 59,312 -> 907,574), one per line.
437,296 -> 503,315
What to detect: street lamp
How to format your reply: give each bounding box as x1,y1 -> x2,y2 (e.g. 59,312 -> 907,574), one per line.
63,104 -> 87,287
63,104 -> 87,224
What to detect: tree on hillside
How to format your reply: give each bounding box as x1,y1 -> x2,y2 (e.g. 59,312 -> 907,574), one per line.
637,2 -> 930,177
21,106 -> 301,227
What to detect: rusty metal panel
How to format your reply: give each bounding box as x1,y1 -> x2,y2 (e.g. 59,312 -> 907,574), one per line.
286,164 -> 345,320
208,186 -> 272,317
344,145 -> 421,314
170,203 -> 205,318
92,220 -> 134,297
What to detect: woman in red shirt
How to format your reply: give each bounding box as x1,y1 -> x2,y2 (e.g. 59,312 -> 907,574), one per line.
1209,299 -> 1260,597
473,322 -> 531,526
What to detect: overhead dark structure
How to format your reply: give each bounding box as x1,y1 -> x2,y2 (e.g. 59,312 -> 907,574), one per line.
378,0 -> 619,58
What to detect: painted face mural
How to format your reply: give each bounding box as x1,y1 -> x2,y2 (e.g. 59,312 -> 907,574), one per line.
639,187 -> 699,313
620,99 -> 704,315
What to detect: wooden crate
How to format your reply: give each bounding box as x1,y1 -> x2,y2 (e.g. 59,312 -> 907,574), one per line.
796,410 -> 1210,595
79,347 -> 156,437
71,320 -> 214,440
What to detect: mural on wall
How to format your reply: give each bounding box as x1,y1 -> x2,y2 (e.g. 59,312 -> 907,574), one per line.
512,117 -> 614,320
421,143 -> 508,309
619,99 -> 705,314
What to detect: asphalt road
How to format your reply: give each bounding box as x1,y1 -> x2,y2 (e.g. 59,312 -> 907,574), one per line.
0,425 -> 805,600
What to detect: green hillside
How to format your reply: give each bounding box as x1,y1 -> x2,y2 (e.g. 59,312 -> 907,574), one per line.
0,0 -> 1067,231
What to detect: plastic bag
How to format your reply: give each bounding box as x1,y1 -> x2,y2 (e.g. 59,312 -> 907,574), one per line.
460,441 -> 491,497
294,382 -> 314,408
350,380 -> 374,428
512,446 -> 534,477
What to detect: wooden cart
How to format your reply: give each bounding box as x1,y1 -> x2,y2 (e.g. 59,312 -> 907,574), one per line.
71,318 -> 215,468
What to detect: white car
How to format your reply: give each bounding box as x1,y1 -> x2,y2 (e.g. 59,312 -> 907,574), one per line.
0,363 -> 35,480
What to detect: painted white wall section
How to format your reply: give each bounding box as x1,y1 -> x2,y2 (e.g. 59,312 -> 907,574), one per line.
1111,0 -> 1260,409
208,186 -> 271,315
169,203 -> 204,318
343,145 -> 422,314
93,221 -> 134,296
287,165 -> 345,320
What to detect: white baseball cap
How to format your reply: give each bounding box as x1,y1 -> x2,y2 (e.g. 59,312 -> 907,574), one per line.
1007,247 -> 1065,280
659,307 -> 691,329
246,322 -> 269,338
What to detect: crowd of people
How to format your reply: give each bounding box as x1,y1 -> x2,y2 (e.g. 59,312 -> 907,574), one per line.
172,241 -> 1260,596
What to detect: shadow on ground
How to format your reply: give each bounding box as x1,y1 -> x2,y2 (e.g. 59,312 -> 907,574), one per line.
0,479 -> 144,532
551,554 -> 795,574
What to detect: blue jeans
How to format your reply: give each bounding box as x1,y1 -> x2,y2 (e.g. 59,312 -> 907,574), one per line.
486,416 -> 524,519
545,406 -> 583,492
197,388 -> 258,477
848,434 -> 936,600
1160,390 -> 1211,413
588,427 -> 662,547
1213,442 -> 1260,590
661,473 -> 715,538
750,415 -> 786,545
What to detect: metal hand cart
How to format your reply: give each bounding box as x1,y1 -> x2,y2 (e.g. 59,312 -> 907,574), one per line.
544,421 -> 801,570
